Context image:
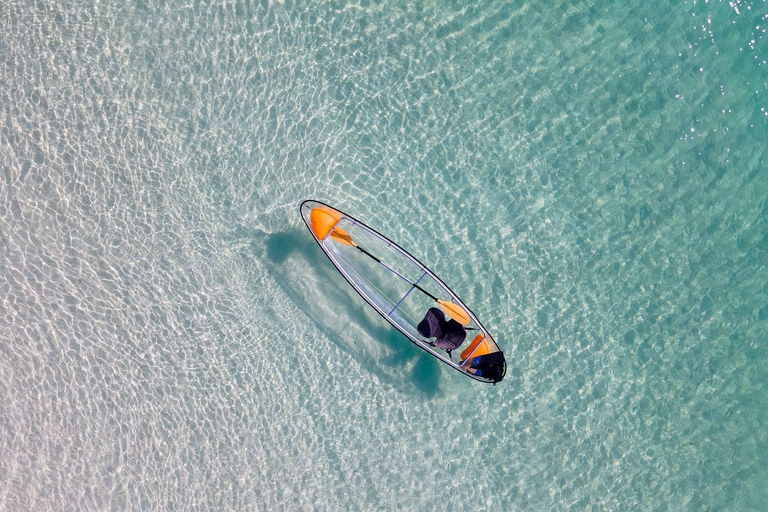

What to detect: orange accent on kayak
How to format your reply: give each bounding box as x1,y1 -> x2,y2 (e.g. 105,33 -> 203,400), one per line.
460,334 -> 490,362
329,226 -> 354,246
310,207 -> 343,240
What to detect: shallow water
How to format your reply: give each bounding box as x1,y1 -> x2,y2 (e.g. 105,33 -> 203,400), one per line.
2,0 -> 766,510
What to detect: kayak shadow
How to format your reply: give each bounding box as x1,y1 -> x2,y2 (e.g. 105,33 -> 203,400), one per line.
260,228 -> 441,397
359,308 -> 442,397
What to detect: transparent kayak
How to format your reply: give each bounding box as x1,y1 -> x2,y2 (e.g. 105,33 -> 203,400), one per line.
300,200 -> 506,384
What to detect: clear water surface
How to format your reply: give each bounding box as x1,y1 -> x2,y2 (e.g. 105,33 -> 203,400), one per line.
2,0 -> 766,510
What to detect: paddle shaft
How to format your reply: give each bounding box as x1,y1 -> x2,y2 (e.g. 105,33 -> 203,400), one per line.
325,222 -> 472,327
354,245 -> 441,303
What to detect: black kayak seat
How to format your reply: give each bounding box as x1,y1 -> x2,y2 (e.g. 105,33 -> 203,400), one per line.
417,307 -> 466,350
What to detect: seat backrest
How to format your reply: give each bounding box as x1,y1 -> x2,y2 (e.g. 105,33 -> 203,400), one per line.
417,307 -> 444,338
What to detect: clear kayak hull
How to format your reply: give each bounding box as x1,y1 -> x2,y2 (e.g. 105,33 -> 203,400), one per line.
300,200 -> 506,384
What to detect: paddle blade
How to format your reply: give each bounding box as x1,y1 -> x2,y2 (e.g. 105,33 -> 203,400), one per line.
438,300 -> 470,326
329,227 -> 355,246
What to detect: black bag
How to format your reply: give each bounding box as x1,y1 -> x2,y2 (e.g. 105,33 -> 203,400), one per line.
470,352 -> 506,382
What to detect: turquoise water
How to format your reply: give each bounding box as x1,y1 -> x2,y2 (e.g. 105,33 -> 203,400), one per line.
2,0 -> 766,509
